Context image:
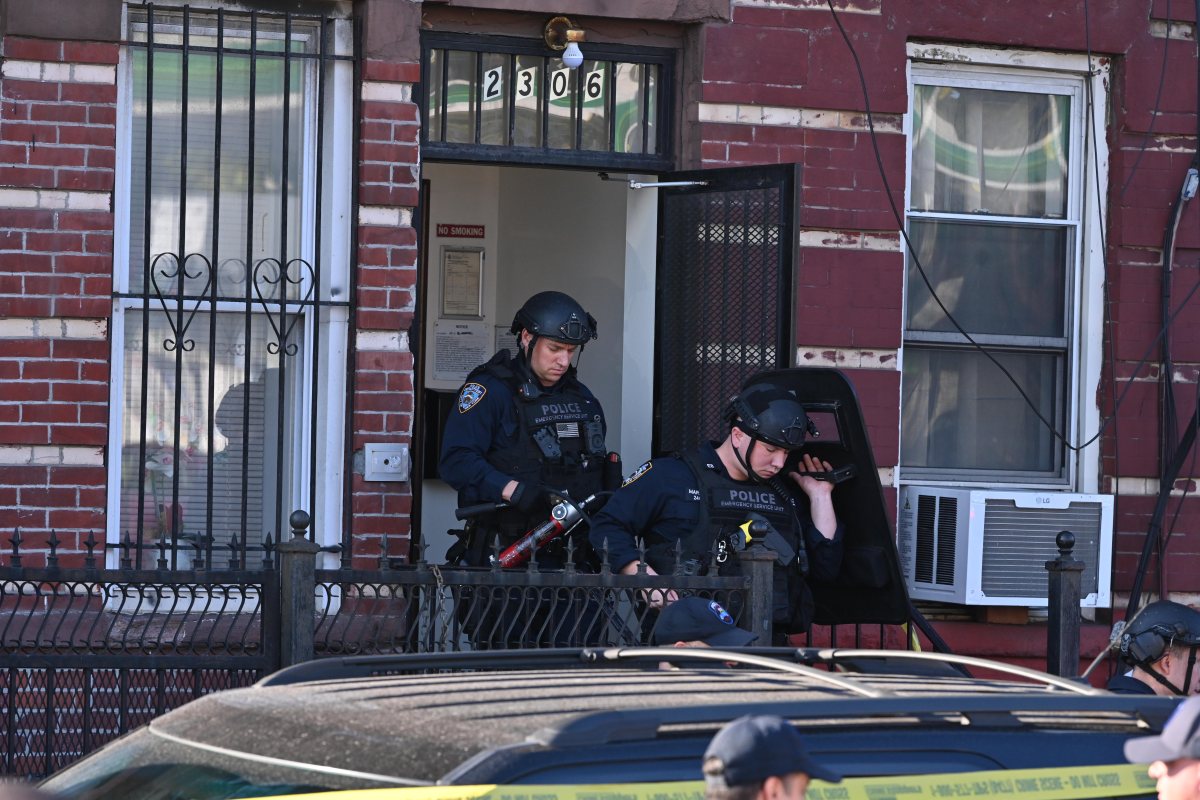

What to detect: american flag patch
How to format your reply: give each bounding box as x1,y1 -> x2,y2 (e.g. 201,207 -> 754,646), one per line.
556,422 -> 580,438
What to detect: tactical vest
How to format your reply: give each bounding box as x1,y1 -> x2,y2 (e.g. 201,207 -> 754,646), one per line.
473,353 -> 606,544
671,450 -> 806,629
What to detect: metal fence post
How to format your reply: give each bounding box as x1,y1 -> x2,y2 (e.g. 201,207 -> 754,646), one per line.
277,510 -> 321,667
1046,530 -> 1083,677
740,544 -> 775,646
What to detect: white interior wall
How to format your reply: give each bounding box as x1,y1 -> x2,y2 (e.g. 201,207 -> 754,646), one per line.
422,163 -> 501,392
418,163 -> 654,561
495,167 -> 627,449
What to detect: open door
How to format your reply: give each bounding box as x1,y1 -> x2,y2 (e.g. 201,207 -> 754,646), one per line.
747,368 -> 911,625
654,163 -> 799,455
655,165 -> 909,626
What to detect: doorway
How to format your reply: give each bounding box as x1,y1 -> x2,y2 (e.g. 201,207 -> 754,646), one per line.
416,163 -> 658,561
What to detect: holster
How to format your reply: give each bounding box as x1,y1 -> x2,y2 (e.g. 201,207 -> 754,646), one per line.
445,521 -> 487,566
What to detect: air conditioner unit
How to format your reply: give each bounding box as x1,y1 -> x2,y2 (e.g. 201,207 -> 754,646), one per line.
896,486 -> 1114,608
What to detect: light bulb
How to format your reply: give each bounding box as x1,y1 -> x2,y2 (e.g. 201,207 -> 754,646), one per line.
562,41 -> 583,69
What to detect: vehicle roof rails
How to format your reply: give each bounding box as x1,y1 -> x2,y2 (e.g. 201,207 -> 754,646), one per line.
258,645 -> 1116,695
527,693 -> 1180,747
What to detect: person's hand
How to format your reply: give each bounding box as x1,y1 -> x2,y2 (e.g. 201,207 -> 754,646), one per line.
512,482 -> 551,512
788,453 -> 836,499
621,561 -> 679,609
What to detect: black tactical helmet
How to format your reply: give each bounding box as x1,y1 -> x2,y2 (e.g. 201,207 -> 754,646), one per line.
725,383 -> 809,450
1118,600 -> 1200,667
510,291 -> 597,346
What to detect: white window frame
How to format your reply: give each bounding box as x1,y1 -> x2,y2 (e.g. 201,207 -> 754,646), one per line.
900,43 -> 1109,493
107,3 -> 354,568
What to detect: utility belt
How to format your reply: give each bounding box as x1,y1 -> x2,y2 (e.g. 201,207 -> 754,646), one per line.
446,517 -> 529,567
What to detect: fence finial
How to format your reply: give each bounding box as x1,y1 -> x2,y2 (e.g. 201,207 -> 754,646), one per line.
289,510 -> 312,541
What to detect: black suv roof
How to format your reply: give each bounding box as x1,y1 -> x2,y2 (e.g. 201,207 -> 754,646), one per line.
43,648 -> 1177,798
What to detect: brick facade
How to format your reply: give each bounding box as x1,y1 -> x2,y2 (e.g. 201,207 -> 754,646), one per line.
0,35 -> 116,568
1,0 -> 1198,640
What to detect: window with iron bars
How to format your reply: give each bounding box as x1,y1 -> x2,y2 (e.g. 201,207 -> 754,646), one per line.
109,3 -> 354,569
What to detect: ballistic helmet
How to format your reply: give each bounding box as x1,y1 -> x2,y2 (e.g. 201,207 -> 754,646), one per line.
510,291 -> 597,346
725,383 -> 809,450
1118,600 -> 1200,668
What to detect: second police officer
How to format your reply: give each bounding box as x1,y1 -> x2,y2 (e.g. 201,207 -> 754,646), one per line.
588,379 -> 844,640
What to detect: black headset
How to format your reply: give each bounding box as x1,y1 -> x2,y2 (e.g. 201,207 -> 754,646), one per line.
1117,602 -> 1200,696
1120,623 -> 1177,666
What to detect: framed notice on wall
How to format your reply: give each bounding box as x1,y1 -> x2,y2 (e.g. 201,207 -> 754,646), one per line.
441,247 -> 484,318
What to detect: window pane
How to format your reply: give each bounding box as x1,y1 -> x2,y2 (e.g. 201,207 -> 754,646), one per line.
579,60 -> 609,151
479,52 -> 508,146
546,63 -> 574,149
426,48 -> 443,142
512,54 -> 542,147
127,20 -> 311,294
901,347 -> 1063,474
120,311 -> 297,566
645,64 -> 658,155
905,219 -> 1068,338
911,85 -> 1069,217
444,50 -> 476,144
614,62 -> 644,154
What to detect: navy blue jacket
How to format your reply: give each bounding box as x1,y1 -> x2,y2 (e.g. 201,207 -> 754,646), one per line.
439,361 -> 605,507
588,441 -> 843,581
1105,672 -> 1157,695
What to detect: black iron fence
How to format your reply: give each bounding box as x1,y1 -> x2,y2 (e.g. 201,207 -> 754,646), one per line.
0,543 -> 279,778
0,514 -> 757,778
4,511 -> 1073,778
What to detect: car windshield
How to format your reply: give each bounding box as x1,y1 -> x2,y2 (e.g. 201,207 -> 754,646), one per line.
40,726 -> 403,799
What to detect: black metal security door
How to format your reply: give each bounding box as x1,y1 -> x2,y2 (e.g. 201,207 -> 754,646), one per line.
654,164 -> 799,454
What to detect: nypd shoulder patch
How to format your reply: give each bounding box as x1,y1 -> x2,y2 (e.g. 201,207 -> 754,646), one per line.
708,600 -> 735,625
621,460 -> 653,487
457,382 -> 487,413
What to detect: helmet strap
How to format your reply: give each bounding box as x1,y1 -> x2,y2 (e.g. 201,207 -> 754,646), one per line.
513,335 -> 543,399
1184,645 -> 1198,696
732,428 -> 775,485
1143,647 -> 1195,697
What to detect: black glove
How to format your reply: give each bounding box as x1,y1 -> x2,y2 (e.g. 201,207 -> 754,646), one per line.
512,482 -> 549,513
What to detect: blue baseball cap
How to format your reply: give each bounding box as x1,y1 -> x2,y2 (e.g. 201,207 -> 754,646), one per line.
652,597 -> 757,647
704,715 -> 842,785
1125,695 -> 1200,763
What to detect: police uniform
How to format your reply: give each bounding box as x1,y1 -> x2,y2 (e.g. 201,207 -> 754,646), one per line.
588,441 -> 843,634
1105,673 -> 1157,695
440,349 -> 607,567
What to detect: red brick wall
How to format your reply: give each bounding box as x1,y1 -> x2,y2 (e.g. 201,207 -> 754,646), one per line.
348,59 -> 422,568
0,35 -> 116,567
3,0 -> 1200,611
690,0 -> 1200,606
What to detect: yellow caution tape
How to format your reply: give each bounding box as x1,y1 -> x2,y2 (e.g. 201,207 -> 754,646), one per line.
270,763 -> 1155,800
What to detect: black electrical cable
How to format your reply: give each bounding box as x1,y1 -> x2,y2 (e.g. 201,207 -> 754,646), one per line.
825,0 -> 1200,627
822,2 -> 1075,450
1083,0 -> 1122,599
1161,378 -> 1200,597
1125,0 -> 1200,620
823,0 -> 1197,457
1127,402 -> 1200,618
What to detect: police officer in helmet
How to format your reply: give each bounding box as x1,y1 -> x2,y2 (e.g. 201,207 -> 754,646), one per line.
588,377 -> 844,639
441,290 -> 608,570
1107,600 -> 1200,696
